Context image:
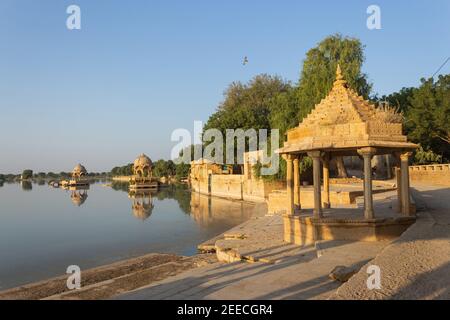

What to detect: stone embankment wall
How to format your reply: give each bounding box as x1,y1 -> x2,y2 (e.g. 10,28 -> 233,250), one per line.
267,189 -> 358,214
409,164 -> 450,186
112,176 -> 131,182
190,175 -> 284,202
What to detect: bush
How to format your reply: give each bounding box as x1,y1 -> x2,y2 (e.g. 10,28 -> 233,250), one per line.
21,169 -> 33,180
414,145 -> 443,165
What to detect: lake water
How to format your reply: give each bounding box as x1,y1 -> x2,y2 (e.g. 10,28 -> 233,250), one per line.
0,181 -> 258,290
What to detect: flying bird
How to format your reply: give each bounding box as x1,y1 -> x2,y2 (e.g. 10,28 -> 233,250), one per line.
243,56 -> 248,65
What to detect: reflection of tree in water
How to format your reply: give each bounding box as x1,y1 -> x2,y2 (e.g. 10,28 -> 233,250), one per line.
21,181 -> 32,191
111,181 -> 129,192
154,184 -> 191,214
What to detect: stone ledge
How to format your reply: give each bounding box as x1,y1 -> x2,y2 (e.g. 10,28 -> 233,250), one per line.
284,214 -> 416,245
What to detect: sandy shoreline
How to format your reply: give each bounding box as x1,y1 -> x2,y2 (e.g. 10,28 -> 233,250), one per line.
0,252 -> 218,300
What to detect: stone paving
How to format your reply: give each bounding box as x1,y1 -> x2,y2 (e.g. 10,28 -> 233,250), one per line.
118,240 -> 389,300
116,183 -> 449,300
331,183 -> 450,300
117,207 -> 390,300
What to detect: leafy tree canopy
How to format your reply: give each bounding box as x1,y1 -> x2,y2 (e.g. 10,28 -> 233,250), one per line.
296,33 -> 372,118
406,75 -> 450,160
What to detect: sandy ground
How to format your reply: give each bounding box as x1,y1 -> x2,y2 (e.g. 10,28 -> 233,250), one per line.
331,183 -> 450,300
0,253 -> 216,300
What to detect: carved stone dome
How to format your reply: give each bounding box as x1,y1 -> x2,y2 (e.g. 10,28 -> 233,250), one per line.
133,154 -> 153,177
134,154 -> 152,168
72,164 -> 87,178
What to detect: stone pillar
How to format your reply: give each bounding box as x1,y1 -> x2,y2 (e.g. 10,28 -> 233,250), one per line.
308,151 -> 322,218
293,156 -> 301,211
395,167 -> 402,213
322,153 -> 330,209
358,148 -> 376,219
284,154 -> 295,215
400,152 -> 413,216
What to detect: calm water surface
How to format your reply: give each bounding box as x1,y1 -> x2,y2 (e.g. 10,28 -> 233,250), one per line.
0,181 -> 257,290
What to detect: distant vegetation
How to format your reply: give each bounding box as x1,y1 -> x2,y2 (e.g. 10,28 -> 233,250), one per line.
0,171 -> 110,183
21,170 -> 33,180
110,163 -> 134,176
377,75 -> 450,162
110,159 -> 189,180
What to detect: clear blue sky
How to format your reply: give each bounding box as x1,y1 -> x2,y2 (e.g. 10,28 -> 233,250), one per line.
0,0 -> 449,173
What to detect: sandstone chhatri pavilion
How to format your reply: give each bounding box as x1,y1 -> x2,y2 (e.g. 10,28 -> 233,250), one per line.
129,154 -> 159,190
277,65 -> 418,244
61,163 -> 90,187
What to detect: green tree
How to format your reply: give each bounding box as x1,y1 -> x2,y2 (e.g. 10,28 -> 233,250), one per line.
294,34 -> 372,177
37,172 -> 46,179
407,75 -> 450,160
204,74 -> 290,134
166,160 -> 176,176
297,34 -> 372,117
153,160 -> 169,177
21,169 -> 33,180
175,163 -> 190,179
376,87 -> 416,114
414,145 -> 443,165
268,87 -> 299,142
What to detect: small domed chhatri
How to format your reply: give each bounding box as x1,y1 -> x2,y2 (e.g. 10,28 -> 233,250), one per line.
133,154 -> 153,177
72,164 -> 87,179
129,154 -> 159,191
61,163 -> 90,188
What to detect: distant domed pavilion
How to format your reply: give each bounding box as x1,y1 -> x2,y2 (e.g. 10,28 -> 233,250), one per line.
72,164 -> 87,179
133,154 -> 153,178
277,65 -> 418,245
61,164 -> 89,187
129,154 -> 159,190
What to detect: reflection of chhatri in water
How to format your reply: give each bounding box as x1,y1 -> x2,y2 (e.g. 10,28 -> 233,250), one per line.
61,164 -> 90,188
128,190 -> 155,221
129,154 -> 159,191
69,186 -> 89,207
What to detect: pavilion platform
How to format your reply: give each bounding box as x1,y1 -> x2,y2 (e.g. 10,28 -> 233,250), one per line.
61,179 -> 90,188
283,188 -> 416,245
129,180 -> 159,191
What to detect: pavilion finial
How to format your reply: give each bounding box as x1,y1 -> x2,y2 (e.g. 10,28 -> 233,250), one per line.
336,64 -> 343,80
334,64 -> 347,87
